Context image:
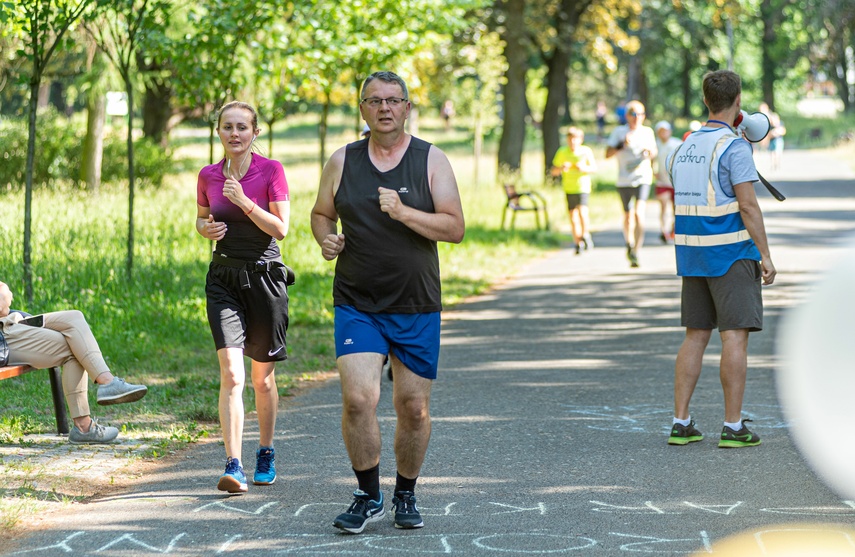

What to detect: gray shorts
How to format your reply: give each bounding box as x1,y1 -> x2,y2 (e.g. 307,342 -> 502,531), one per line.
681,259 -> 763,332
617,184 -> 651,211
565,193 -> 589,211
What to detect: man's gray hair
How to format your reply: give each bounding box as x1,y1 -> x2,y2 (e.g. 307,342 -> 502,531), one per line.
361,71 -> 409,100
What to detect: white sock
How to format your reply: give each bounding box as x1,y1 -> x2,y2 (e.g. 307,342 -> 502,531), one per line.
724,420 -> 742,431
673,416 -> 691,427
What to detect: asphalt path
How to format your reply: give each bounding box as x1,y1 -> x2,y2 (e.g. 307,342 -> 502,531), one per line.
3,149 -> 855,556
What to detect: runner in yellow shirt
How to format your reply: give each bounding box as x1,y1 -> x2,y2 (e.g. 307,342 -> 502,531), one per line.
551,127 -> 598,254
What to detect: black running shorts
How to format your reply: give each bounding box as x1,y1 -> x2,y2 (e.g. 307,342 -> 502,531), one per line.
205,262 -> 290,362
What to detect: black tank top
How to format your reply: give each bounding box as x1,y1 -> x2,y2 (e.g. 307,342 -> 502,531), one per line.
333,136 -> 441,313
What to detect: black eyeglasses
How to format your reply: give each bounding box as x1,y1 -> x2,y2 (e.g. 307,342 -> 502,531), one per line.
361,97 -> 407,107
628,111 -> 645,117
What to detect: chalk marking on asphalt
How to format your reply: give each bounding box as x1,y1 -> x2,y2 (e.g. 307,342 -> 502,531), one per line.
419,502 -> 461,517
192,500 -> 278,514
216,534 -> 242,554
93,532 -> 185,553
609,531 -> 712,553
294,502 -> 348,516
8,531 -> 84,554
488,502 -> 547,515
590,500 -> 672,514
753,526 -> 855,552
684,502 -> 743,515
700,530 -> 712,552
760,503 -> 855,516
266,534 -> 383,554
14,528 -> 855,554
472,533 -> 597,553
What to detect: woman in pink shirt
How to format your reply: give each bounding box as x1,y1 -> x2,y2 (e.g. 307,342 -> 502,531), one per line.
195,101 -> 291,494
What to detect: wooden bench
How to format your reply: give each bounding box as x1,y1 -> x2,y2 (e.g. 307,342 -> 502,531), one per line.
0,365 -> 69,435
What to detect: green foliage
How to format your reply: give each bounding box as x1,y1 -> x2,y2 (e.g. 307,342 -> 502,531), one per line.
0,113 -> 171,189
101,136 -> 172,187
0,108 -> 82,189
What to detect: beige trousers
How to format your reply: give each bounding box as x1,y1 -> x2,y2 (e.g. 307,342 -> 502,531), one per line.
1,310 -> 110,419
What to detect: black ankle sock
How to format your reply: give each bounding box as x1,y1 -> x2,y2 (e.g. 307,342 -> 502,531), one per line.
395,472 -> 417,494
354,464 -> 381,501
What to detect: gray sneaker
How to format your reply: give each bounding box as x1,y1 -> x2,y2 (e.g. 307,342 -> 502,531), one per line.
97,377 -> 147,406
69,418 -> 119,444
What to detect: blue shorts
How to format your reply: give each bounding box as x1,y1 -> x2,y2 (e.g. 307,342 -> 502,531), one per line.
334,305 -> 440,380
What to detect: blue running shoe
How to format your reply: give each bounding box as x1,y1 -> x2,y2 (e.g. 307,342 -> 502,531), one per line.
217,457 -> 248,494
253,447 -> 276,485
392,490 -> 424,529
333,490 -> 385,534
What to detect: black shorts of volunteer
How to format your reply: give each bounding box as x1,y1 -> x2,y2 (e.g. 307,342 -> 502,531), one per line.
564,193 -> 589,211
206,258 -> 290,362
681,259 -> 763,332
617,183 -> 651,211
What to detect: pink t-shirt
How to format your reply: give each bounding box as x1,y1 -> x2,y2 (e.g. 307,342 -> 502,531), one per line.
197,154 -> 290,260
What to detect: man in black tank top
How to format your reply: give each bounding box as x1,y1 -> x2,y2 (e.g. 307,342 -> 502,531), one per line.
311,71 -> 465,534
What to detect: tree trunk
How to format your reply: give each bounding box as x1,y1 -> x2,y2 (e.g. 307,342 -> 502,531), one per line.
541,0 -> 588,178
37,81 -> 50,109
23,77 -> 39,304
473,108 -> 483,187
760,0 -> 777,111
409,105 -> 419,136
266,117 -> 277,156
681,48 -> 692,118
319,96 -> 329,172
354,77 -> 362,137
627,53 -> 643,102
81,91 -> 106,192
209,122 -> 215,165
833,49 -> 852,113
125,79 -> 135,279
542,48 -> 569,180
497,0 -> 528,177
141,76 -> 174,147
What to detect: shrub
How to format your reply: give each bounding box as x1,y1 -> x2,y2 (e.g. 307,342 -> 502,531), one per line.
101,136 -> 172,188
0,108 -> 83,190
0,111 -> 171,190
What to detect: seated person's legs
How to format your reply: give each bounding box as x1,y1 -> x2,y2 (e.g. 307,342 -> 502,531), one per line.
6,310 -> 146,443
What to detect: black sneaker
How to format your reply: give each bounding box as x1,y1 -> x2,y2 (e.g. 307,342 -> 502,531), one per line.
668,419 -> 704,445
574,244 -> 582,255
719,419 -> 761,448
392,491 -> 424,529
333,490 -> 385,534
628,250 -> 640,268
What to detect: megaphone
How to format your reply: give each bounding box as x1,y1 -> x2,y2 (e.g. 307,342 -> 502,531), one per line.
732,109 -> 786,202
733,110 -> 771,143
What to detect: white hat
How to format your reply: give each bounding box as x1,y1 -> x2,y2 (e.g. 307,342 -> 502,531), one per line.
654,121 -> 671,132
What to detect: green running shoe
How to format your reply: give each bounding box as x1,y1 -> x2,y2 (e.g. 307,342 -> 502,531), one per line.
668,419 -> 704,445
719,419 -> 762,448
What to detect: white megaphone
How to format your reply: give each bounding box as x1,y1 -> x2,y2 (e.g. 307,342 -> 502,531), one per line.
733,110 -> 771,143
